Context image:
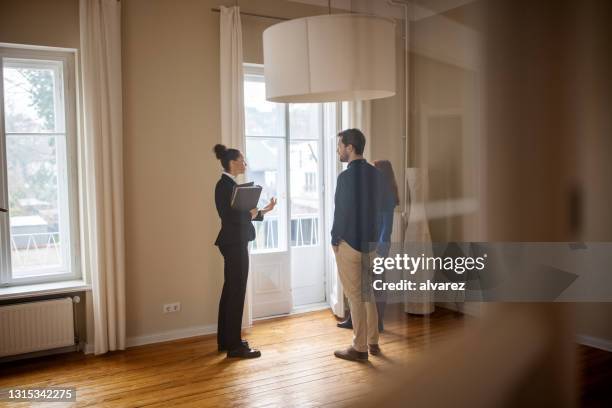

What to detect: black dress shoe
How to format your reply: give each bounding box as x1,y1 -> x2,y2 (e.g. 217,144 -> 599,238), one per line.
218,339 -> 249,352
227,345 -> 261,359
337,318 -> 353,329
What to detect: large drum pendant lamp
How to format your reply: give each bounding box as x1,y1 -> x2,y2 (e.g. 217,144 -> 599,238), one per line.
263,13 -> 396,103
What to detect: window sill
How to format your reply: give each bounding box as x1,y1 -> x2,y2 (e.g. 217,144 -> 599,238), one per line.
0,280 -> 91,301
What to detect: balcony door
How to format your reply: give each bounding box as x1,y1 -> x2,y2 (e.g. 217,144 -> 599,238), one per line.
244,65 -> 338,318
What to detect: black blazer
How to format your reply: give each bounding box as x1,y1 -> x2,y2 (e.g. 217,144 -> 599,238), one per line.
214,174 -> 263,246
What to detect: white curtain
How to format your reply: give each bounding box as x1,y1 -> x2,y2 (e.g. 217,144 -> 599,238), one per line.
79,0 -> 126,354
219,5 -> 251,326
331,100 -> 371,317
346,100 -> 372,160
220,6 -> 246,155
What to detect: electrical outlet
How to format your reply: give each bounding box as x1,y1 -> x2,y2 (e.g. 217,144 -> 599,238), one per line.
163,302 -> 181,313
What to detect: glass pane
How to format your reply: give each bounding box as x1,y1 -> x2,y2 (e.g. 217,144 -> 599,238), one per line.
246,138 -> 286,252
6,135 -> 69,277
3,59 -> 64,133
291,217 -> 319,247
244,75 -> 285,137
290,141 -> 320,247
289,104 -> 321,140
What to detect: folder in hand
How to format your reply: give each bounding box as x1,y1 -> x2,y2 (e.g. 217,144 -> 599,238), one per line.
231,183 -> 263,211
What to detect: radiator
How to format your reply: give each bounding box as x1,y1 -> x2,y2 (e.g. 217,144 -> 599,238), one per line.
0,297 -> 75,357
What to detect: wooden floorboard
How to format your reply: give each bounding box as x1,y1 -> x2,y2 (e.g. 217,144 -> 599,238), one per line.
0,306 -> 610,407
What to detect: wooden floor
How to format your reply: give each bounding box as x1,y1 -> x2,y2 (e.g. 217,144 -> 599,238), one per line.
0,306 -> 610,407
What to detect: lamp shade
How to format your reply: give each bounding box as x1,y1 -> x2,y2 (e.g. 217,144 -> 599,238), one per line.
263,14 -> 396,103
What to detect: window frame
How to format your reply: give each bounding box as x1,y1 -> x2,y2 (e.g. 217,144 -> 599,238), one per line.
0,45 -> 81,287
244,63 -> 289,254
243,64 -> 333,253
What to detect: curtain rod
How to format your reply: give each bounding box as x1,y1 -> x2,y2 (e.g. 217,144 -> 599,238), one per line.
210,8 -> 290,21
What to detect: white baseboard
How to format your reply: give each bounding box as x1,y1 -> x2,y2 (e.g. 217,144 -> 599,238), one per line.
576,334 -> 612,353
253,303 -> 330,322
124,306 -> 330,348
126,324 -> 217,348
291,302 -> 330,315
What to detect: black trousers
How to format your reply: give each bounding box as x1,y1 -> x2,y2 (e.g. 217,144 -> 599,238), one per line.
217,242 -> 249,350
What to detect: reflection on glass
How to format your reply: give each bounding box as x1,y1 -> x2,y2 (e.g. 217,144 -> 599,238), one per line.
244,75 -> 285,137
289,104 -> 321,140
246,138 -> 285,252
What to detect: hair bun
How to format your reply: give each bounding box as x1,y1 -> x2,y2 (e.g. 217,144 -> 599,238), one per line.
213,144 -> 227,160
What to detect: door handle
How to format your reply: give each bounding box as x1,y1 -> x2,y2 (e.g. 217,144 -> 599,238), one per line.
0,208 -> 7,213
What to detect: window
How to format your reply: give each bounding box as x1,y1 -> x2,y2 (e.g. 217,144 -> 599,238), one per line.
304,172 -> 316,193
0,46 -> 80,286
289,104 -> 322,248
244,70 -> 287,253
244,65 -> 331,252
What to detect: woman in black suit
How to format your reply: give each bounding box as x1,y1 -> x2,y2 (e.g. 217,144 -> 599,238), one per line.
213,144 -> 276,359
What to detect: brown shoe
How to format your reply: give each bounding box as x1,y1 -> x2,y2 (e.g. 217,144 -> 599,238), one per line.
369,344 -> 381,355
334,346 -> 368,361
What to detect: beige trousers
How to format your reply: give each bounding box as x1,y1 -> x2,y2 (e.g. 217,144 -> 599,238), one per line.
334,241 -> 379,352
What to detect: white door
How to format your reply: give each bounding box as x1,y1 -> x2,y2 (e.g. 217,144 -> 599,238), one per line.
324,102 -> 345,317
244,66 -> 343,318
244,70 -> 292,318
289,104 -> 325,307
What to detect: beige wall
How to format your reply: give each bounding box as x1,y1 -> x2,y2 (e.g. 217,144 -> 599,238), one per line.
122,0 -> 221,338
0,0 -> 79,49
121,0 -> 345,340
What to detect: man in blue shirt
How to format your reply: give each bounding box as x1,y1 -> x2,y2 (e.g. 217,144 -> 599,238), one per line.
331,128 -> 394,361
